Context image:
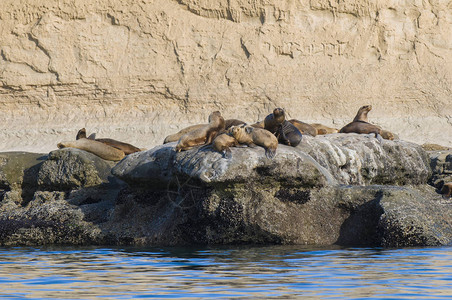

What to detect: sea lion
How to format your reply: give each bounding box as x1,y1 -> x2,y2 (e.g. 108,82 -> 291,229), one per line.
225,119 -> 246,129
212,133 -> 239,159
264,108 -> 303,147
288,119 -> 317,137
163,119 -> 244,144
250,121 -> 265,129
339,121 -> 382,138
310,123 -> 339,135
353,105 -> 372,122
76,128 -> 141,155
175,111 -> 225,152
163,124 -> 206,144
339,105 -> 382,140
230,125 -> 278,159
57,138 -> 126,161
441,182 -> 452,199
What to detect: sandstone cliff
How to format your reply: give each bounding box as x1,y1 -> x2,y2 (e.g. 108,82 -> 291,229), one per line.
1,0 -> 451,152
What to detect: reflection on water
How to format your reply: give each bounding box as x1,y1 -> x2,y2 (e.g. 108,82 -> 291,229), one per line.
0,245 -> 451,299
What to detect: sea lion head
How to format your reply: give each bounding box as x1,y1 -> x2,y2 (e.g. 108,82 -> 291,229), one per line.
208,111 -> 222,122
76,128 -> 87,140
360,105 -> 372,113
273,108 -> 285,117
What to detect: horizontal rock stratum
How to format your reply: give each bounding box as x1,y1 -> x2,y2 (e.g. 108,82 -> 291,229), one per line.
0,0 -> 451,153
0,135 -> 451,247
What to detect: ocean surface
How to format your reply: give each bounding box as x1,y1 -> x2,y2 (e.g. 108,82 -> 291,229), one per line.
0,245 -> 451,299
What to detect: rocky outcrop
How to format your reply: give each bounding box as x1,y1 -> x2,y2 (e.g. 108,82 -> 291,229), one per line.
0,135 -> 450,247
0,0 -> 451,153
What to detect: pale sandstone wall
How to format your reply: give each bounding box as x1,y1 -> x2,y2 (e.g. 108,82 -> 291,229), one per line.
0,0 -> 451,152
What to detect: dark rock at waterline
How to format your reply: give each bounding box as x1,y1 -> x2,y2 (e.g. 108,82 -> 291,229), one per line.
0,135 -> 450,247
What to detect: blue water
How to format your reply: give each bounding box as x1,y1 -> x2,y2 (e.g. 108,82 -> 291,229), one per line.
0,245 -> 451,299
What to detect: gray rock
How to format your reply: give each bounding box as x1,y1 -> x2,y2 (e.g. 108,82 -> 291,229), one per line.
300,134 -> 431,185
37,148 -> 117,190
114,135 -> 431,187
428,150 -> 452,189
0,152 -> 47,204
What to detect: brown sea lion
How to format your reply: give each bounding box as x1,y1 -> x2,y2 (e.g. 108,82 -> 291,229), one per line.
175,111 -> 225,152
264,108 -> 303,147
212,133 -> 239,159
310,123 -> 339,135
163,124 -> 206,144
225,119 -> 246,129
76,128 -> 141,155
353,105 -> 372,122
163,119 -> 244,144
230,125 -> 278,159
441,182 -> 452,198
250,121 -> 265,129
57,138 -> 126,161
339,121 -> 382,138
288,119 -> 317,137
339,105 -> 382,140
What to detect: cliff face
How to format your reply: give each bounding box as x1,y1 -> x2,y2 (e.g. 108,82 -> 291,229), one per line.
1,0 -> 451,152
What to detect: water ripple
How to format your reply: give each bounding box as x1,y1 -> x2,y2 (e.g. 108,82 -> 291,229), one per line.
0,245 -> 451,299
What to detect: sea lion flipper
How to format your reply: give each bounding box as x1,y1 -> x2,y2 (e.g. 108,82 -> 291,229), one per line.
222,148 -> 232,159
88,133 -> 96,140
247,142 -> 257,148
265,148 -> 276,159
375,133 -> 383,144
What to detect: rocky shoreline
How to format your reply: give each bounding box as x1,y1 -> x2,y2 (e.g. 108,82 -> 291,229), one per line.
0,134 -> 451,247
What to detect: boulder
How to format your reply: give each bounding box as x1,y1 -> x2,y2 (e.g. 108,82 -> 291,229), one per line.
37,148 -> 117,190
113,135 -> 431,187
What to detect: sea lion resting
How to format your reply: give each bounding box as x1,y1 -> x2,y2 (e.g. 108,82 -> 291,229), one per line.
339,105 -> 383,141
57,138 -> 125,161
164,119 -> 245,144
76,128 -> 141,155
288,119 -> 317,137
212,133 -> 239,159
175,111 -> 225,152
264,108 -> 302,147
310,123 -> 339,135
230,124 -> 278,159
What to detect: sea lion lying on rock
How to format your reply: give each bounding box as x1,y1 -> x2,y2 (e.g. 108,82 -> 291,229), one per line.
57,138 -> 125,161
164,119 -> 245,144
230,124 -> 278,159
212,133 -> 239,159
264,108 -> 302,147
163,124 -> 206,144
339,105 -> 383,141
175,111 -> 225,152
310,123 -> 339,135
288,119 -> 317,137
76,128 -> 142,155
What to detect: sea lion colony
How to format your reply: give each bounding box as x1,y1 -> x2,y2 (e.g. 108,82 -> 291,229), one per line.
58,105 -> 396,162
57,106 -> 452,198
